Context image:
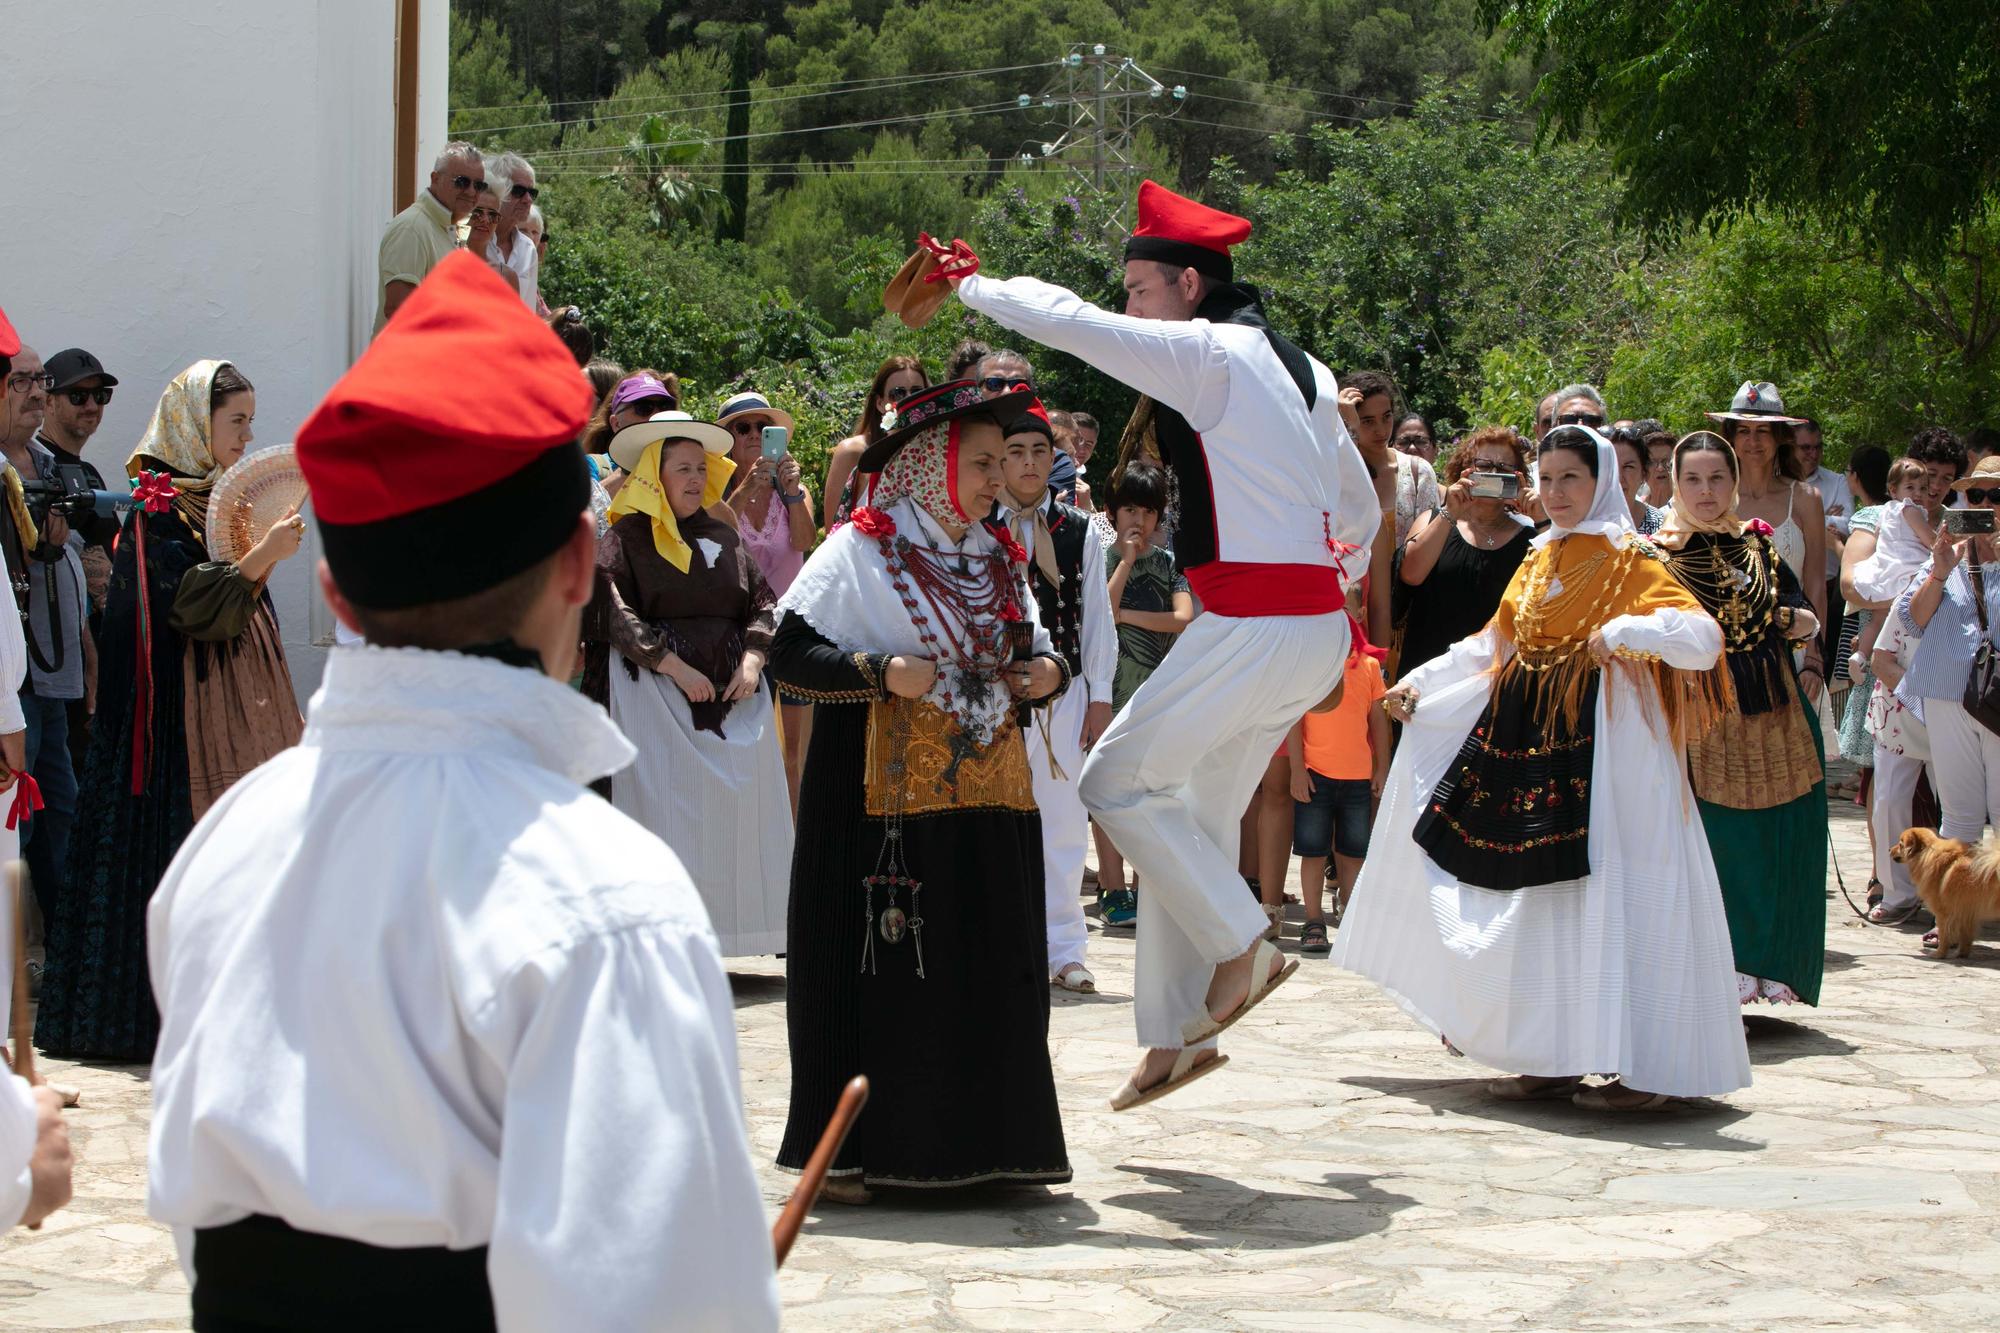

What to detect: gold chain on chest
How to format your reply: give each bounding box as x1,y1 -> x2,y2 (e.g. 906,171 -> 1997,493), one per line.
1511,537 -> 1636,671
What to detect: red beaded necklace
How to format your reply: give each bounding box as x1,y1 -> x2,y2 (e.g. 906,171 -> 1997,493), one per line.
878,528 -> 1023,715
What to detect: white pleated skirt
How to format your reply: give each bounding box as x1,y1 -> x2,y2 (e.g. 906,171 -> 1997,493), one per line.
1330,663 -> 1752,1098
610,667 -> 793,957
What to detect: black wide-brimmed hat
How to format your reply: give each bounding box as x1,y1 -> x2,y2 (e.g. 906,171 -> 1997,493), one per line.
857,379 -> 1035,472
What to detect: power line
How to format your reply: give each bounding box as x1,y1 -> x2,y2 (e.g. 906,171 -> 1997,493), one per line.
521,100 -> 1028,159
450,63 -> 1053,136
1154,65 -> 1525,124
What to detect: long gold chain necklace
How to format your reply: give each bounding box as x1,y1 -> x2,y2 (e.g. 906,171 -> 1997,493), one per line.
1666,536 -> 1773,653
1511,537 -> 1634,671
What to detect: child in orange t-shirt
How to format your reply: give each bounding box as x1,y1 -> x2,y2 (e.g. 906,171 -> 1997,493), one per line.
1288,649 -> 1390,954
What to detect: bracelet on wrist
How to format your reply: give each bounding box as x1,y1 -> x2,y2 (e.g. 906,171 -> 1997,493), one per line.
779,491 -> 806,506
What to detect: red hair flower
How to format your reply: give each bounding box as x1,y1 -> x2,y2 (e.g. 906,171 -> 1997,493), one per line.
1746,517 -> 1774,537
849,506 -> 896,539
1000,599 -> 1024,623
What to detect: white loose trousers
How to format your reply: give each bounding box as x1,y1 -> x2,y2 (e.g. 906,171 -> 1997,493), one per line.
1869,745 -> 1928,911
1921,697 -> 2000,842
1029,684 -> 1092,974
1080,609 -> 1347,1048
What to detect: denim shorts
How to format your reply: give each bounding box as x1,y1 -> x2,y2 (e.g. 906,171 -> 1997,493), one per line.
1292,772 -> 1372,859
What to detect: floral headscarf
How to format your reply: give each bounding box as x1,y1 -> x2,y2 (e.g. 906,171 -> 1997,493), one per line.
868,419 -> 967,527
130,359 -> 230,491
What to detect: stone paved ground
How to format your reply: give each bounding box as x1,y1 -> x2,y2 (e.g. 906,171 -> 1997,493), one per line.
8,783 -> 2000,1330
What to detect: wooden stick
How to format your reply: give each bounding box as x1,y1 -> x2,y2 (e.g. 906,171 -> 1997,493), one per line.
770,1075 -> 868,1269
6,861 -> 34,1087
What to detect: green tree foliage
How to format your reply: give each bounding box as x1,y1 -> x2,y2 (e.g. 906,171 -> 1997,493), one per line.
453,0 -> 1996,481
1608,218 -> 2000,456
1237,88 -> 1642,433
1481,0 -> 2000,266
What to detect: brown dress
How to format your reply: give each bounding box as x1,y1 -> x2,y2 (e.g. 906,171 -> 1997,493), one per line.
598,507 -> 776,736
173,565 -> 304,818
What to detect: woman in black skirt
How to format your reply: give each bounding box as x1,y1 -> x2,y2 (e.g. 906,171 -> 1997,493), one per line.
769,381 -> 1071,1203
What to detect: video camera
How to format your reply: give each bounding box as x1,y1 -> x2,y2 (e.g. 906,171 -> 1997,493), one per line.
20,462 -> 133,531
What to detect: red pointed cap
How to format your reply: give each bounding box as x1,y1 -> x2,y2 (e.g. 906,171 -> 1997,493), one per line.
1124,179 -> 1252,282
0,302 -> 19,359
1001,398 -> 1055,441
296,250 -> 594,610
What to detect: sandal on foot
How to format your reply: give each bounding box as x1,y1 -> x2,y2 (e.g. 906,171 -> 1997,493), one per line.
1110,1047 -> 1230,1112
1865,878 -> 1884,910
1261,903 -> 1283,942
1300,920 -> 1330,955
1182,939 -> 1299,1046
1572,1083 -> 1676,1111
1053,962 -> 1098,994
1488,1075 -> 1584,1101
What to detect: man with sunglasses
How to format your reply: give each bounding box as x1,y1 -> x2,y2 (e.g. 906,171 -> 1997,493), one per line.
0,345 -> 87,962
374,140 -> 484,334
38,350 -> 119,551
484,150 -> 542,315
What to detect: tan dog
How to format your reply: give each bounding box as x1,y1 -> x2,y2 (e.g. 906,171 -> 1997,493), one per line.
1890,828 -> 2000,959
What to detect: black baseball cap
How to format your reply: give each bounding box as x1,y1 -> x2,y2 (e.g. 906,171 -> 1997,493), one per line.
45,348 -> 117,391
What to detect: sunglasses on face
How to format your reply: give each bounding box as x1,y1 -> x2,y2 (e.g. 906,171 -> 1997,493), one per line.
885,384 -> 920,403
6,371 -> 54,393
508,183 -> 539,200
1965,488 -> 2000,505
981,376 -> 1034,394
468,207 -> 500,224
1556,411 -> 1605,428
62,388 -> 113,407
729,419 -> 767,436
449,174 -> 488,193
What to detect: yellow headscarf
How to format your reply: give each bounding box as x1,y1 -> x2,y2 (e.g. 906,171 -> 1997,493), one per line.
130,359 -> 234,538
608,436 -> 736,572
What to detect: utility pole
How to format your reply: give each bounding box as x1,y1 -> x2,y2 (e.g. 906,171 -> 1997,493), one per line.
1016,44 -> 1185,227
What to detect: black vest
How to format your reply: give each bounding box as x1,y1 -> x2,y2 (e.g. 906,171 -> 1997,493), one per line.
1151,284 -> 1319,573
1015,497 -> 1092,677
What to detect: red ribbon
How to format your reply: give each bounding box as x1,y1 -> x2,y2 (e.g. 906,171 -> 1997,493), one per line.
917,232 -> 980,284
128,471 -> 178,795
991,525 -> 1029,565
5,774 -> 42,831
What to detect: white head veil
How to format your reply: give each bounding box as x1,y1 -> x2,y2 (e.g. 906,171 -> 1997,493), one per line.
1530,425 -> 1634,549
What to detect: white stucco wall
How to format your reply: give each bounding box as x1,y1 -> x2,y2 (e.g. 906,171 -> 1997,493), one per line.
0,0 -> 448,702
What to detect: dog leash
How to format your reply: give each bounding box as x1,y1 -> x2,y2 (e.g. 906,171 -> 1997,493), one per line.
1827,822 -> 1925,926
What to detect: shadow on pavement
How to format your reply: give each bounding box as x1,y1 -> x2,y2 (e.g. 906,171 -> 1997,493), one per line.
1340,1075 -> 1761,1152
1743,1014 -> 1858,1064
1103,1165 -> 1414,1250
728,972 -> 786,1008
794,1168 -> 1414,1254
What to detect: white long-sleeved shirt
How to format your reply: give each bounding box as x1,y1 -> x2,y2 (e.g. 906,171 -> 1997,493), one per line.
959,273 -> 1379,605
1,516 -> 31,1229
147,646 -> 779,1331
1000,493 -> 1118,706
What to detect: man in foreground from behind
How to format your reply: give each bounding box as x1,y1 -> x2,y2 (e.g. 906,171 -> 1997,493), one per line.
145,252 -> 779,1331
